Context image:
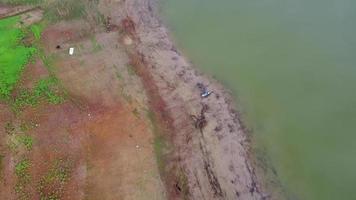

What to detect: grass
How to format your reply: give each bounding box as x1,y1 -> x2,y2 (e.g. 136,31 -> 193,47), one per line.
20,121 -> 36,132
34,77 -> 65,104
14,158 -> 31,200
0,0 -> 42,5
15,159 -> 30,179
18,135 -> 33,150
154,135 -> 166,172
126,65 -> 137,76
91,36 -> 102,53
5,121 -> 15,134
132,108 -> 140,118
43,0 -> 86,22
30,24 -> 43,41
146,110 -> 168,172
8,133 -> 34,151
0,16 -> 37,100
176,169 -> 190,199
37,159 -> 72,200
12,77 -> 65,112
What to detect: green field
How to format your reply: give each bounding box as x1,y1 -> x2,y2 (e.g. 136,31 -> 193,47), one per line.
0,16 -> 36,99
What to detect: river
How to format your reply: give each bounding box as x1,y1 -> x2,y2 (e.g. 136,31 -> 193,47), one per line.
161,0 -> 356,199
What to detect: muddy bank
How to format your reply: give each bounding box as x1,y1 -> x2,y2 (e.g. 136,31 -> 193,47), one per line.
115,0 -> 269,199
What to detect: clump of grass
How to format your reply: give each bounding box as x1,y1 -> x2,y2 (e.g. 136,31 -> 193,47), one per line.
126,65 -> 137,76
15,159 -> 30,180
18,135 -> 33,151
13,89 -> 39,109
0,0 -> 42,5
5,122 -> 15,135
37,159 -> 72,200
43,0 -> 86,22
8,133 -> 34,152
20,121 -> 36,132
91,36 -> 102,52
132,108 -> 140,118
34,77 -> 65,104
116,72 -> 122,80
30,24 -> 43,41
14,158 -> 31,200
146,110 -> 168,172
12,77 -> 65,112
154,135 -> 166,172
176,169 -> 190,199
0,16 -> 37,100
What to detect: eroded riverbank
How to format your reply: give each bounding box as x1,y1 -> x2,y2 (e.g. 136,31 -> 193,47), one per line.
120,0 -> 270,199
0,0 -> 273,199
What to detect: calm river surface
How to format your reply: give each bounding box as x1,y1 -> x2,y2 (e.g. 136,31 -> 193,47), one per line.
161,0 -> 356,199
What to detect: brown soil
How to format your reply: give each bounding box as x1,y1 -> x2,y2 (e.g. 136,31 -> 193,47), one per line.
1,0 -> 275,199
0,14 -> 165,200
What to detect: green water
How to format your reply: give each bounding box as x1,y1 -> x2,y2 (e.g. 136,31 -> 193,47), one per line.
162,0 -> 356,199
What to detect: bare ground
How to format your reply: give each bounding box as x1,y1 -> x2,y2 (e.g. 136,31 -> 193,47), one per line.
0,0 -> 275,199
0,9 -> 166,200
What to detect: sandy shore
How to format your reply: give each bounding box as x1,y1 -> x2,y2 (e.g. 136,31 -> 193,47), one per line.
119,0 -> 269,199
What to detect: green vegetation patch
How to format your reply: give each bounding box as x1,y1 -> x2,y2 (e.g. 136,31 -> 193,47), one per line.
8,133 -> 34,151
0,16 -> 36,100
13,77 -> 65,112
91,36 -> 102,52
38,159 -> 72,200
0,0 -> 42,5
14,158 -> 31,200
30,24 -> 43,41
44,0 -> 86,22
146,110 -> 169,172
15,159 -> 30,179
18,135 -> 33,150
5,121 -> 16,135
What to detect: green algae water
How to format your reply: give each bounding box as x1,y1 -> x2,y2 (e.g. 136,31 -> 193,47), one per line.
162,0 -> 356,199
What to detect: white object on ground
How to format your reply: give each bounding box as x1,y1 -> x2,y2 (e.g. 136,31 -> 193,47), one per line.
69,47 -> 75,55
